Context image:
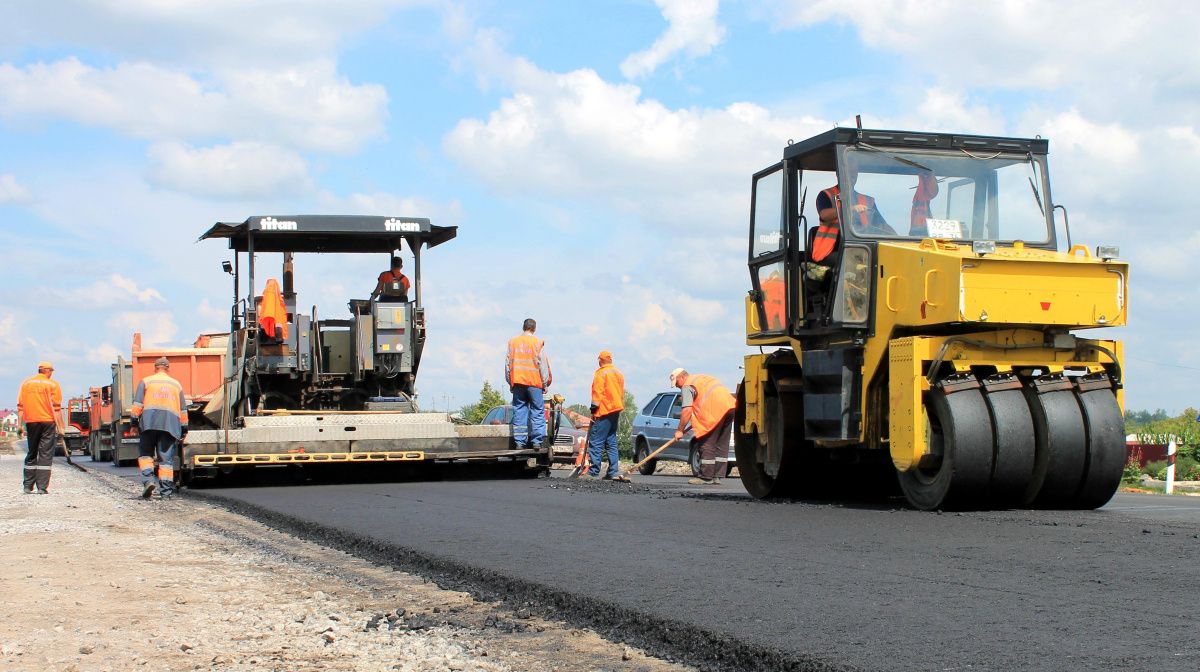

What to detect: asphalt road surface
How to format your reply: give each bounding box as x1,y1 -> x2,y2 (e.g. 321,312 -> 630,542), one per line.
63,456 -> 1200,671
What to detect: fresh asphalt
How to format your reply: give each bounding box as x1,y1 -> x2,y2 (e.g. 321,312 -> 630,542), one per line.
68,454 -> 1200,671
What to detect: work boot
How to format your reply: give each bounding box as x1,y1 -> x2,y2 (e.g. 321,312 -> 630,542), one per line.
159,492 -> 174,501
578,473 -> 595,480
687,477 -> 715,486
142,483 -> 156,500
36,488 -> 48,494
22,486 -> 33,495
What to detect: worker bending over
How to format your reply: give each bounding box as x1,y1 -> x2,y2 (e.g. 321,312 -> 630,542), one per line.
585,350 -> 625,480
669,368 -> 736,485
17,361 -> 62,494
505,318 -> 552,449
131,357 -> 189,500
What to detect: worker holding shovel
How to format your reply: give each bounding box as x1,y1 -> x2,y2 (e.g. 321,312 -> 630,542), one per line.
582,350 -> 627,481
17,361 -> 63,494
669,368 -> 735,486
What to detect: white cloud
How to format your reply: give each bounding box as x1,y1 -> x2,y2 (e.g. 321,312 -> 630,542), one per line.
0,58 -> 388,155
60,274 -> 165,308
0,173 -> 31,203
769,1 -> 1200,120
87,343 -> 120,366
0,2 -> 414,70
105,311 -> 178,348
446,61 -> 828,230
0,313 -> 22,356
620,0 -> 726,79
146,141 -> 312,199
338,192 -> 465,227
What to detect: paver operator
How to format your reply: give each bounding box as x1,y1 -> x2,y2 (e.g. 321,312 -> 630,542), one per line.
131,357 -> 189,500
17,361 -> 63,494
372,255 -> 411,302
505,318 -> 552,449
669,368 -> 736,485
585,350 -> 625,480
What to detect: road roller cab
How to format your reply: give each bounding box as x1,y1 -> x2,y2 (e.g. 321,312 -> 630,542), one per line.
738,127 -> 1128,510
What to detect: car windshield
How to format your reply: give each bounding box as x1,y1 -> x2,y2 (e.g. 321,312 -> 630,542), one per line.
556,411 -> 575,430
838,146 -> 1052,244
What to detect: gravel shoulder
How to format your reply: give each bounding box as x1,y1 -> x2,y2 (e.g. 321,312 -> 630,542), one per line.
0,447 -> 693,672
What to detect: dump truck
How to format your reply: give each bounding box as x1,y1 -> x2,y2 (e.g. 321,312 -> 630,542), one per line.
104,333 -> 227,465
87,385 -> 115,461
60,395 -> 91,455
737,127 -> 1126,510
182,215 -> 537,483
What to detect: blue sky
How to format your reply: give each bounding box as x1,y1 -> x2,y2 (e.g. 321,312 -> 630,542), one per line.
1,0 -> 1197,416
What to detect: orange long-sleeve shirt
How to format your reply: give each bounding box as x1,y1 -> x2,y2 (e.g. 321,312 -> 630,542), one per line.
17,373 -> 62,424
590,364 -> 625,417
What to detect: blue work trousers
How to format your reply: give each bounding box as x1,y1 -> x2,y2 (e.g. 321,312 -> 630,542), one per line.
138,429 -> 177,496
588,411 -> 620,478
511,384 -> 546,448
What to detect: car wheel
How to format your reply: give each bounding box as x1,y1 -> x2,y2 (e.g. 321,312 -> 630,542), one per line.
689,443 -> 702,478
635,439 -> 657,476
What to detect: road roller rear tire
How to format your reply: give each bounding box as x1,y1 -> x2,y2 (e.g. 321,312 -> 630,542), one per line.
1022,384 -> 1087,508
897,385 -> 994,511
1072,388 -> 1125,509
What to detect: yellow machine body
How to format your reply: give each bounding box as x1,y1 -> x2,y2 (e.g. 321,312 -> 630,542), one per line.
738,128 -> 1129,510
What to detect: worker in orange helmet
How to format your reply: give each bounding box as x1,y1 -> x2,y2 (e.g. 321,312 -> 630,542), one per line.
17,361 -> 63,494
504,318 -> 552,449
131,357 -> 189,500
583,350 -> 626,480
372,255 -> 411,302
669,368 -> 736,485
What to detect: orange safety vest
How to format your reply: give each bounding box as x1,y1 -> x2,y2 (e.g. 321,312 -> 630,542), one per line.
590,364 -> 625,417
132,371 -> 189,426
685,374 -> 736,438
507,334 -> 546,388
17,373 -> 62,424
258,278 -> 289,340
910,171 -> 939,237
761,274 -> 786,330
813,186 -> 871,263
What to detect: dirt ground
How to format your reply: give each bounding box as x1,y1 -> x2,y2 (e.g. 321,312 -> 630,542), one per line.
0,445 -> 694,672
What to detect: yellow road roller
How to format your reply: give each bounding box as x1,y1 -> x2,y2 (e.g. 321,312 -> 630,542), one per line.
738,127 -> 1127,510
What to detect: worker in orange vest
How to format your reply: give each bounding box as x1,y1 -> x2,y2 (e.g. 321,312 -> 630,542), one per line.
372,256 -> 411,302
813,160 -> 894,265
761,269 -> 786,330
17,361 -> 63,494
583,350 -> 625,480
131,357 -> 188,500
670,368 -> 736,485
504,318 -> 552,449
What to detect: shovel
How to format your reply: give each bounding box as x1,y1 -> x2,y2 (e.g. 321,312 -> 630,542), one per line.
619,436 -> 680,479
49,388 -> 87,472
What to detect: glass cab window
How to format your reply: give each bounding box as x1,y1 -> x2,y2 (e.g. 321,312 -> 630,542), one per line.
840,146 -> 1052,245
750,165 -> 789,334
752,170 -> 785,258
669,394 -> 683,419
651,394 -> 674,418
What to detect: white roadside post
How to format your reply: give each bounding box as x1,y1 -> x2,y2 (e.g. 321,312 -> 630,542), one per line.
1164,440 -> 1176,494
